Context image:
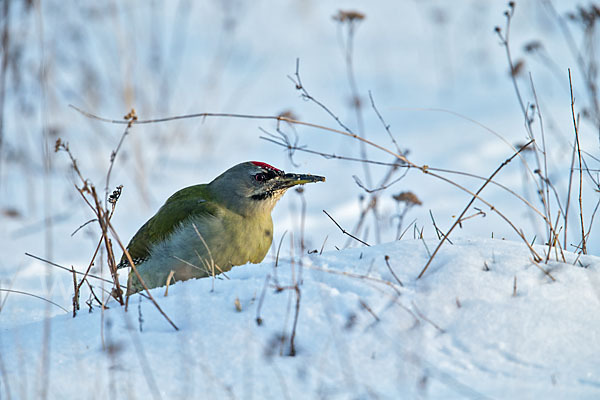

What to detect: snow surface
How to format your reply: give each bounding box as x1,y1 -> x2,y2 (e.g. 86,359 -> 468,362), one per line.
1,0 -> 600,399
2,238 -> 599,399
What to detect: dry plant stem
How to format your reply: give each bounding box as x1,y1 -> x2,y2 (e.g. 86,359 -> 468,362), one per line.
87,285 -> 104,308
163,270 -> 176,296
530,256 -> 557,282
424,168 -> 543,260
495,6 -> 548,193
75,238 -> 105,301
429,209 -> 453,244
338,23 -> 372,187
350,163 -> 402,244
70,218 -> 97,236
174,255 -> 211,278
366,284 -> 412,321
543,0 -> 600,127
369,91 -> 402,154
71,106 -> 547,258
90,186 -> 124,305
289,284 -> 301,356
497,5 -> 556,251
190,222 -> 225,288
276,232 -> 288,266
0,275 -> 15,312
306,264 -> 402,297
546,210 -> 566,263
61,143 -> 150,314
398,219 -> 417,240
266,136 -> 548,222
384,255 -> 404,287
569,69 -> 587,254
319,235 -> 328,255
0,0 -> 11,183
345,197 -> 375,247
75,199 -> 120,300
529,73 -> 556,251
259,136 -> 392,166
564,125 -> 578,249
359,299 -> 380,322
255,273 -> 271,325
419,231 -> 431,258
297,188 -> 307,253
287,59 -> 354,136
271,230 -> 288,289
108,221 -> 179,331
0,352 -> 10,400
458,209 -> 486,225
24,252 -> 119,287
71,266 -> 78,317
323,209 -> 370,247
265,139 -> 548,254
352,173 -> 405,194
104,121 -> 132,207
392,107 -> 547,198
56,141 -> 127,303
418,140 -> 538,279
0,289 -> 68,313
582,198 -> 600,249
288,233 -> 300,357
354,90 -> 407,243
411,301 -> 445,333
69,104 -> 411,165
121,313 -> 163,400
497,4 -> 526,117
275,234 -> 296,356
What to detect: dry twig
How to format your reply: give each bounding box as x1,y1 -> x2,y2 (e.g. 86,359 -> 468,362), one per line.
323,209 -> 370,247
418,140 -> 538,279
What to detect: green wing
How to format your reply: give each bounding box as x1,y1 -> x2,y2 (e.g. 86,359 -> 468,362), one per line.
118,184 -> 220,267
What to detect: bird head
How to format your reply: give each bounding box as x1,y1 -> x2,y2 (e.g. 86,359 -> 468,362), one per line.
209,161 -> 325,215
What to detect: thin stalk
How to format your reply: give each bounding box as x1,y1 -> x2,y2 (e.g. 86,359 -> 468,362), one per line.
417,140 -> 538,279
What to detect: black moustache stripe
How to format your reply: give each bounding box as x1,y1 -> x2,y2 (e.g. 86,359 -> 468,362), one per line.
251,191 -> 274,200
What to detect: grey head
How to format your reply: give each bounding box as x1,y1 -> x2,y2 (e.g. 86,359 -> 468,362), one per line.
208,161 -> 325,216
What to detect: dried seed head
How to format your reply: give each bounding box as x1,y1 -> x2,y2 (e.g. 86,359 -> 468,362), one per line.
2,208 -> 21,218
333,10 -> 365,23
123,108 -> 138,121
515,142 -> 533,152
523,41 -> 542,53
393,191 -> 422,206
108,185 -> 124,204
511,60 -> 525,77
278,109 -> 298,120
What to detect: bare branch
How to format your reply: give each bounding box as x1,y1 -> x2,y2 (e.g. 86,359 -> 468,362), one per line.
418,140 -> 539,279
323,209 -> 370,247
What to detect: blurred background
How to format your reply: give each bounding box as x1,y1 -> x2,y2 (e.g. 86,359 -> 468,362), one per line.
1,0 -> 598,321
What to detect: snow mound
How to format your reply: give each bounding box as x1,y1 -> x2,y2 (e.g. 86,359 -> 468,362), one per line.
1,238 -> 599,399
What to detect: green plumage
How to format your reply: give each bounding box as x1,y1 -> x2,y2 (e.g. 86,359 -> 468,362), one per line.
117,161 -> 325,294
121,184 -> 216,266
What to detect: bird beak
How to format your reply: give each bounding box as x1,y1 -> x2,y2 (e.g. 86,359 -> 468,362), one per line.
275,172 -> 326,189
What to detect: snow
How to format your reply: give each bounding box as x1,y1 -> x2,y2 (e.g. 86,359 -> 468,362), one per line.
2,238 -> 599,399
1,0 -> 600,398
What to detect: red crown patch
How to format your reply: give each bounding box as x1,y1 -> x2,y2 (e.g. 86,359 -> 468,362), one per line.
251,161 -> 282,172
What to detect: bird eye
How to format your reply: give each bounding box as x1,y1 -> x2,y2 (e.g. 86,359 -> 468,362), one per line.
254,173 -> 266,182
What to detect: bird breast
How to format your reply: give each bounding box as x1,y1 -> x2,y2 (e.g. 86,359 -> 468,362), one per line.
145,208 -> 273,283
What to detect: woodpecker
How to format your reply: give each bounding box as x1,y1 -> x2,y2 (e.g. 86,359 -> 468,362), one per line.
117,161 -> 325,294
